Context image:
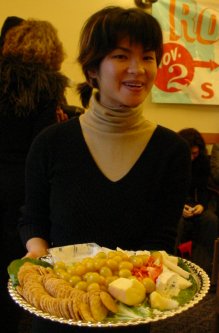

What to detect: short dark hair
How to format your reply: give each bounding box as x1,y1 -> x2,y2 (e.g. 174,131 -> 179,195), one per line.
77,6 -> 163,108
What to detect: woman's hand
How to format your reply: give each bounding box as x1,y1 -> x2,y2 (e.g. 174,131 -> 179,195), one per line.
192,204 -> 204,215
24,237 -> 49,258
182,204 -> 194,218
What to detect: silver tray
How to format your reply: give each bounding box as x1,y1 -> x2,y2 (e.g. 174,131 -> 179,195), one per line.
8,259 -> 210,327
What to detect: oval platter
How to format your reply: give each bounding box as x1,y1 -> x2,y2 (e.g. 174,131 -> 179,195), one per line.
8,258 -> 210,327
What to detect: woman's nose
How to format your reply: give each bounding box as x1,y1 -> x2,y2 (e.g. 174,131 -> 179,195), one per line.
127,60 -> 145,74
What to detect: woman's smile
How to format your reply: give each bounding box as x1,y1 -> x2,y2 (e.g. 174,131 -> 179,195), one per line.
122,80 -> 145,89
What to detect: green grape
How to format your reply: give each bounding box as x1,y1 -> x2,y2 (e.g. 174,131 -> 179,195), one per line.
69,275 -> 82,287
95,251 -> 107,259
116,250 -> 129,259
84,258 -> 96,272
56,269 -> 71,281
53,261 -> 66,271
118,268 -> 132,278
113,255 -> 123,263
106,259 -> 119,271
99,266 -> 113,277
130,255 -> 144,268
75,280 -> 88,291
87,282 -> 100,292
84,272 -> 101,284
66,264 -> 77,275
94,258 -> 107,270
119,260 -> 133,270
142,277 -> 156,293
74,263 -> 87,276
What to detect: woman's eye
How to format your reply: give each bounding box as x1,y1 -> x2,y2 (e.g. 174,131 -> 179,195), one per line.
113,54 -> 127,59
143,55 -> 155,61
143,52 -> 156,61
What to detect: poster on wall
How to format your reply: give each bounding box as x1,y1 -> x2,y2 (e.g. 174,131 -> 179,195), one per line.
152,0 -> 219,105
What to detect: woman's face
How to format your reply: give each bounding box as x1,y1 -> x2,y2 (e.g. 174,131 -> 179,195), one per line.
191,145 -> 200,160
89,38 -> 158,108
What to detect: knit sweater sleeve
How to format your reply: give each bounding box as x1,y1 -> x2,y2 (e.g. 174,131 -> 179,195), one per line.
141,127 -> 191,253
19,122 -> 59,246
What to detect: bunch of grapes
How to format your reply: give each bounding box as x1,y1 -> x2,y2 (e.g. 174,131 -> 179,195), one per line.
53,250 -> 156,293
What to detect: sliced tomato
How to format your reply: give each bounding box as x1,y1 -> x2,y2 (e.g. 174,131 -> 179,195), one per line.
146,266 -> 163,282
131,255 -> 163,282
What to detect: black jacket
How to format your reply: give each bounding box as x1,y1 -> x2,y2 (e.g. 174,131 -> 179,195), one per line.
0,55 -> 69,164
186,154 -> 210,209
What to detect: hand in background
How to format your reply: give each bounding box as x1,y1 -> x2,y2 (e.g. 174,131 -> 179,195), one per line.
192,204 -> 204,215
183,204 -> 195,218
182,204 -> 204,218
56,107 -> 69,123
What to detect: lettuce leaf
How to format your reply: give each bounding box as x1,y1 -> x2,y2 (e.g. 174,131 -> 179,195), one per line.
7,258 -> 52,287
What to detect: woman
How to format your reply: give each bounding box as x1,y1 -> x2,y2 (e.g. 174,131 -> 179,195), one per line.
19,7 -> 191,333
177,128 -> 218,274
0,18 -> 69,333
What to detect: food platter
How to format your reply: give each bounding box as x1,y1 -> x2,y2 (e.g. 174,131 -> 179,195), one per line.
8,258 -> 210,327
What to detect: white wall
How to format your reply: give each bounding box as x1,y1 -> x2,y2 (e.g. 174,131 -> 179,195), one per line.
1,0 -> 219,132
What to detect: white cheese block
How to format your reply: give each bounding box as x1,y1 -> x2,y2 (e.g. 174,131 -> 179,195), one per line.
108,277 -> 146,306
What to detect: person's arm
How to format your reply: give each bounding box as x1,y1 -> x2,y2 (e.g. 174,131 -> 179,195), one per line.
211,143 -> 219,184
143,129 -> 191,254
19,125 -> 57,249
156,142 -> 191,253
193,155 -> 210,209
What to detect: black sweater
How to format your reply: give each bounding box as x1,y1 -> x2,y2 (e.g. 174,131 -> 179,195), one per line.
20,118 -> 191,254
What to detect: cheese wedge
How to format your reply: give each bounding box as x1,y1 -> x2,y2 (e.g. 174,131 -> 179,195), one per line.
156,271 -> 180,297
150,291 -> 179,310
108,277 -> 146,306
177,275 -> 192,289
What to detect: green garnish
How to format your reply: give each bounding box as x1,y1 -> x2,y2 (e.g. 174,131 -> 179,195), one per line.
8,258 -> 52,287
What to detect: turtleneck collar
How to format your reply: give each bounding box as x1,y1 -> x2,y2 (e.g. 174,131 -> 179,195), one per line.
80,92 -> 152,134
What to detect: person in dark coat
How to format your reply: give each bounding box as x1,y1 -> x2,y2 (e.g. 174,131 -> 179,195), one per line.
177,128 -> 218,275
0,17 -> 69,333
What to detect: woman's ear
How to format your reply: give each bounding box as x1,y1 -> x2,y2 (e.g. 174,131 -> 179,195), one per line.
88,69 -> 97,79
87,69 -> 98,88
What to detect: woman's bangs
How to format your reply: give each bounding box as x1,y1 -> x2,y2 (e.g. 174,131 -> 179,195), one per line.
113,15 -> 160,52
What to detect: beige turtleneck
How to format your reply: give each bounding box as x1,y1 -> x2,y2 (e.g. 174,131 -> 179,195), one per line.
79,94 -> 157,182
